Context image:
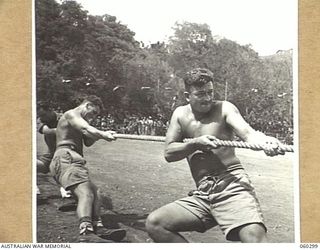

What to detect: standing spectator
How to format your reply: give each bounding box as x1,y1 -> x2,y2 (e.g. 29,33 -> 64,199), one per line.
101,116 -> 107,131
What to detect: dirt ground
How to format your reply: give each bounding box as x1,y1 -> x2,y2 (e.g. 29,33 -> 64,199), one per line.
36,134 -> 296,243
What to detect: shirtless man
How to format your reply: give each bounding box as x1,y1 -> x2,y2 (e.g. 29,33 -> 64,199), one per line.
49,95 -> 125,243
146,68 -> 285,243
37,104 -> 58,174
36,104 -> 70,198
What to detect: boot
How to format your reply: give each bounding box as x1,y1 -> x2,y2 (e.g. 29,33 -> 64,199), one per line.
79,223 -> 114,243
94,226 -> 126,242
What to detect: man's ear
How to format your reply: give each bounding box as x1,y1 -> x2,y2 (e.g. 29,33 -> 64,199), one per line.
184,91 -> 190,102
85,102 -> 93,110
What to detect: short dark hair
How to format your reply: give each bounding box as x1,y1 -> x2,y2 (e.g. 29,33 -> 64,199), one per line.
38,110 -> 58,128
183,68 -> 214,92
82,95 -> 104,111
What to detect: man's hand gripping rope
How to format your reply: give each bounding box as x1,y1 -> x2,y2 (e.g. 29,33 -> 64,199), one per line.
183,136 -> 290,156
112,133 -> 294,154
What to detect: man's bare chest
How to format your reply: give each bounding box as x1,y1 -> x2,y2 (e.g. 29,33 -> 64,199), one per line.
183,118 -> 229,138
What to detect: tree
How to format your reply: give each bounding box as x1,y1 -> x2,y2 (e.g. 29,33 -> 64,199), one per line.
168,22 -> 215,77
35,0 -> 141,110
35,1 -> 293,139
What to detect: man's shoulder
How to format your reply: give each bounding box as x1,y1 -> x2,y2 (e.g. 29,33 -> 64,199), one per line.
63,109 -> 78,119
173,104 -> 190,116
219,100 -> 237,111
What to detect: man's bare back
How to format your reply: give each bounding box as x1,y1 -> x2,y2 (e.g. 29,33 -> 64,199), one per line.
48,96 -> 124,243
56,110 -> 85,155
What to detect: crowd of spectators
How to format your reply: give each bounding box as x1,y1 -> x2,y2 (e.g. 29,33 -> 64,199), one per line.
51,106 -> 294,145
90,114 -> 169,136
244,111 -> 293,145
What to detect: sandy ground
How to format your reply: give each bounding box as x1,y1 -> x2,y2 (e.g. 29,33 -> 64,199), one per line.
36,134 -> 296,243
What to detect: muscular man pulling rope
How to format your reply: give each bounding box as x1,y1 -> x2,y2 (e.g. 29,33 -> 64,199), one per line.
144,68 -> 290,243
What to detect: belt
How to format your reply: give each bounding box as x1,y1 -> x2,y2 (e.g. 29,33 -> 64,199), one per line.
188,175 -> 220,196
56,144 -> 82,156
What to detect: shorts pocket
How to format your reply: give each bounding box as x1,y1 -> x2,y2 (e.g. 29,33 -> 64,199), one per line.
68,150 -> 86,165
50,151 -> 71,178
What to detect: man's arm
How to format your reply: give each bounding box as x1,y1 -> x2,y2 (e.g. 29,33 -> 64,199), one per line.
37,118 -> 56,135
223,101 -> 284,156
41,125 -> 56,135
66,111 -> 115,141
164,107 -> 218,162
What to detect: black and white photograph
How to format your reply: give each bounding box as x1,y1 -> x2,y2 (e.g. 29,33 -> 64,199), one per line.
34,0 -> 298,245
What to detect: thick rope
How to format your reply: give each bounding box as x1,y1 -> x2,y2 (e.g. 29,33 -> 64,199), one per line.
114,134 -> 294,152
183,138 -> 294,152
114,134 -> 166,142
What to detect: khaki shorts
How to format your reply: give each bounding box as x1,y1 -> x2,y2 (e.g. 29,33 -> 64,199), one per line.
174,168 -> 266,241
49,147 -> 89,190
37,152 -> 54,173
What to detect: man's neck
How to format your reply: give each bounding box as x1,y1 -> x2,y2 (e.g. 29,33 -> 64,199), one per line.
75,105 -> 86,118
189,105 -> 213,121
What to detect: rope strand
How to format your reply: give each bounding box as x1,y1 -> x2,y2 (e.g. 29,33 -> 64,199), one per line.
113,134 -> 294,152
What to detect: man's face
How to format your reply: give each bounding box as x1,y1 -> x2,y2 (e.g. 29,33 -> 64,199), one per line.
187,81 -> 214,113
84,103 -> 100,122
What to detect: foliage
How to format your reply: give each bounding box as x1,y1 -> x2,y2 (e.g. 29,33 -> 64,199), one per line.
36,0 -> 293,136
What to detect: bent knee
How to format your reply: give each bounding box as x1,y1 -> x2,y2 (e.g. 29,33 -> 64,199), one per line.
238,223 -> 267,243
146,212 -> 169,234
73,183 -> 95,200
146,212 -> 160,230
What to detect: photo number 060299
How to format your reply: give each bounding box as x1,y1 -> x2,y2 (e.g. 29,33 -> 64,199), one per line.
34,0 -> 298,244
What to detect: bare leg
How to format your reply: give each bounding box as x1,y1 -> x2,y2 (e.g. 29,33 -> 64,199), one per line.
89,183 -> 127,242
238,223 -> 267,243
71,181 -> 95,220
71,182 -> 114,243
146,202 -> 204,243
90,183 -> 101,222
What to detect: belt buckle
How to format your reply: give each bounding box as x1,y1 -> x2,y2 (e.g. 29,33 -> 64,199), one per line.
188,176 -> 218,197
